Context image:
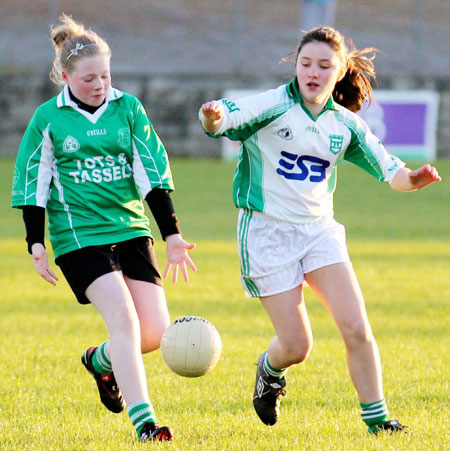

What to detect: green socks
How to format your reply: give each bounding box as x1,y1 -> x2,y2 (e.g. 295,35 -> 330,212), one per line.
127,400 -> 157,437
360,399 -> 390,433
91,341 -> 113,374
264,352 -> 288,379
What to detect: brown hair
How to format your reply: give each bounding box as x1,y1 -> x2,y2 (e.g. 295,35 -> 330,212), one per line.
49,14 -> 111,85
296,27 -> 377,112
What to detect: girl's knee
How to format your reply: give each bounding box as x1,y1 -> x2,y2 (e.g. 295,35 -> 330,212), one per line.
341,321 -> 374,348
141,334 -> 162,354
293,342 -> 313,364
283,339 -> 313,365
106,303 -> 140,337
140,322 -> 168,354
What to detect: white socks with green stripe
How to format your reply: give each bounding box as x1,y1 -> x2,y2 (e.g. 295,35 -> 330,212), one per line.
264,352 -> 288,379
91,341 -> 113,374
360,399 -> 390,433
91,343 -> 157,437
127,400 -> 157,437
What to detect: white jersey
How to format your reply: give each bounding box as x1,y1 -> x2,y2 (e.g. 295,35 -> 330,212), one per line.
202,78 -> 405,223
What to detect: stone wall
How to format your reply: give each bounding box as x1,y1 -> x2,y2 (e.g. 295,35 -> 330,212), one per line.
1,71 -> 449,159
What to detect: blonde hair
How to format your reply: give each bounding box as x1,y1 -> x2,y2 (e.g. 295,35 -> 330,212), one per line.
296,27 -> 377,112
49,14 -> 111,85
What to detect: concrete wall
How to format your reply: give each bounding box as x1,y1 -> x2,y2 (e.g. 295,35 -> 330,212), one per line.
1,71 -> 449,159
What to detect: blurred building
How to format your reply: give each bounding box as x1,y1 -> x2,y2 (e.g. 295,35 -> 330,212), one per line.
0,0 -> 449,157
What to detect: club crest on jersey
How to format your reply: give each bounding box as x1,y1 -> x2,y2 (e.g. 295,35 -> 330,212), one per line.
278,126 -> 293,140
328,134 -> 344,154
63,136 -> 80,153
117,128 -> 131,149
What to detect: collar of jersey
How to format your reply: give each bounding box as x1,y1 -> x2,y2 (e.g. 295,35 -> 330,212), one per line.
286,77 -> 338,121
56,85 -> 123,109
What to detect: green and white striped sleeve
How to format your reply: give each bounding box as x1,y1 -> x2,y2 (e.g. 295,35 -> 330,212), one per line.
11,108 -> 54,208
340,111 -> 405,183
207,86 -> 294,142
130,98 -> 174,199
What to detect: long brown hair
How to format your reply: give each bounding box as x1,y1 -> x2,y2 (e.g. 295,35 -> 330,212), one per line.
49,14 -> 111,85
296,27 -> 377,112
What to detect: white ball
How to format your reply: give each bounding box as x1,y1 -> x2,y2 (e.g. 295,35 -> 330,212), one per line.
160,316 -> 222,377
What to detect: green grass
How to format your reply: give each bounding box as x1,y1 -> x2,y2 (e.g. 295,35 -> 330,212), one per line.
1,157 -> 449,450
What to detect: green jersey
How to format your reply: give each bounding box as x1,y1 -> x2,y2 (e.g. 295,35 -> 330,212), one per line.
12,85 -> 174,258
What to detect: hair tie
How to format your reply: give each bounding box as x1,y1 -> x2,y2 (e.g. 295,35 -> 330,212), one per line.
66,42 -> 97,62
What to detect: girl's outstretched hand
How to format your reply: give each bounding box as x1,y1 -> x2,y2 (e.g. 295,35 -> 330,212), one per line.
164,234 -> 197,283
31,243 -> 59,286
200,101 -> 224,134
409,164 -> 441,189
201,101 -> 223,122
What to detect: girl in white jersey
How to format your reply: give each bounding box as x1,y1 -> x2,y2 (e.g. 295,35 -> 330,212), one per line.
200,27 -> 441,434
12,15 -> 196,442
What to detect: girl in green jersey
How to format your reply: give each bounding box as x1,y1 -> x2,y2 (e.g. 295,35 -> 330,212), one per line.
12,15 -> 196,442
200,27 -> 441,434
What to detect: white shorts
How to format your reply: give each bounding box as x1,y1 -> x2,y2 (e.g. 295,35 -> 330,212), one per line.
237,209 -> 351,298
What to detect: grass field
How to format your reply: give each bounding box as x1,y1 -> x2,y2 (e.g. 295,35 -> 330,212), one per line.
0,157 -> 449,450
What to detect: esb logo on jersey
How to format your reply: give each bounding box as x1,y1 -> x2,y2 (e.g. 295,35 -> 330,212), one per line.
277,151 -> 330,182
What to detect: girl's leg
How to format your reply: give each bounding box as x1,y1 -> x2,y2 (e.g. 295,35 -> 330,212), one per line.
253,285 -> 313,425
260,285 -> 313,369
304,262 -> 383,403
86,272 -> 174,441
123,276 -> 171,354
85,271 -> 148,405
305,263 -> 408,433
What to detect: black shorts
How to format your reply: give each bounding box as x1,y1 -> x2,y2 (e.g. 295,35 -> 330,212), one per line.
55,236 -> 163,305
